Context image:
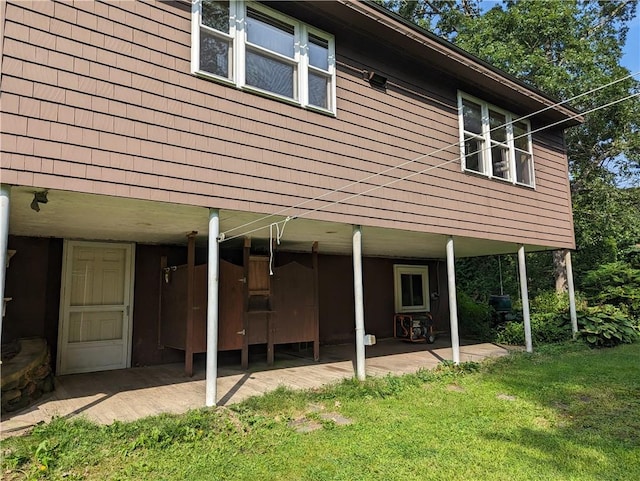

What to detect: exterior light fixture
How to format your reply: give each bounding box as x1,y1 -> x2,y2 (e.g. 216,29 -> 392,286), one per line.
365,70 -> 387,89
30,191 -> 48,212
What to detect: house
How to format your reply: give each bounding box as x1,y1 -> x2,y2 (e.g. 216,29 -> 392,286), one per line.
0,0 -> 580,407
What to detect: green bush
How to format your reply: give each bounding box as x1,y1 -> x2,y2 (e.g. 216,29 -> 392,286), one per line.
578,305 -> 639,347
495,290 -> 575,346
456,291 -> 494,340
495,312 -> 573,346
581,261 -> 640,320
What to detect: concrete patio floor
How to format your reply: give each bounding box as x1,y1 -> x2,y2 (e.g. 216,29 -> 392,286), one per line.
1,338 -> 511,437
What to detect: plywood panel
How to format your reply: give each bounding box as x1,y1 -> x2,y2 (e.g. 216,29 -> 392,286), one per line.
192,264 -> 208,353
218,260 -> 244,351
271,262 -> 316,344
159,265 -> 187,350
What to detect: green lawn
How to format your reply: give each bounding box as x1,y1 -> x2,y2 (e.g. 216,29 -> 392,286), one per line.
2,342 -> 639,480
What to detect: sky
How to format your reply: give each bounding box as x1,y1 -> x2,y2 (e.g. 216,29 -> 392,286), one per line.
622,15 -> 640,74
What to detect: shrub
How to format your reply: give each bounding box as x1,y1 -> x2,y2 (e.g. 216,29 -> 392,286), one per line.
495,312 -> 573,346
495,290 -> 574,346
581,261 -> 640,320
457,291 -> 494,340
578,305 -> 639,348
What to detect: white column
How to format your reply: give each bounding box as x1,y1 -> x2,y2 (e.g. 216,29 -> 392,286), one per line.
206,208 -> 220,407
565,250 -> 578,337
352,225 -> 366,381
446,236 -> 460,364
0,185 -> 11,338
518,245 -> 533,353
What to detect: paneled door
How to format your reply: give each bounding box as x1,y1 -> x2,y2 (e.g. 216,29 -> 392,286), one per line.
57,241 -> 135,375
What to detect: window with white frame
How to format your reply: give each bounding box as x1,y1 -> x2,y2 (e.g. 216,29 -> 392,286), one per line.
393,265 -> 430,313
192,0 -> 336,114
458,92 -> 534,187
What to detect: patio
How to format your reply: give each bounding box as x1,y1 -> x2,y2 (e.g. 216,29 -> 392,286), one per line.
1,338 -> 511,437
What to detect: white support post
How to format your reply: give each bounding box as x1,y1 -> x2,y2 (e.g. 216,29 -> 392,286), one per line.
446,236 -> 460,364
565,250 -> 578,337
518,245 -> 533,353
205,208 -> 220,407
352,225 -> 366,381
0,185 -> 11,338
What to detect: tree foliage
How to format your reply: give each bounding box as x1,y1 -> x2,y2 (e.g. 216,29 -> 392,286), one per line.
377,0 -> 640,290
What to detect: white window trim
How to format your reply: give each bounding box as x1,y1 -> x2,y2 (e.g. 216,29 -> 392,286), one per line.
393,265 -> 430,313
457,91 -> 535,188
192,0 -> 336,115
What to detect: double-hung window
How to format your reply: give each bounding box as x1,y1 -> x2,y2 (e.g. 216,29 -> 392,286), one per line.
458,92 -> 534,187
192,0 -> 336,114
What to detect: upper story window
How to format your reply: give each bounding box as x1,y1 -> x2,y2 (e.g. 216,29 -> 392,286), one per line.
192,0 -> 336,114
458,92 -> 535,187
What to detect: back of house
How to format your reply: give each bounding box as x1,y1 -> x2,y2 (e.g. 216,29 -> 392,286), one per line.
0,0 -> 579,408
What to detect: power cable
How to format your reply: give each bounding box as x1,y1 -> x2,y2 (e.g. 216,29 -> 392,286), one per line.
220,72 -> 640,242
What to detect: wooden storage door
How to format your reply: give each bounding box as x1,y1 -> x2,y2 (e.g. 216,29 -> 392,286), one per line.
218,260 -> 244,351
271,262 -> 316,344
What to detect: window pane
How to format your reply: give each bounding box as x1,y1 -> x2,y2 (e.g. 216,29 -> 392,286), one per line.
200,29 -> 230,78
246,49 -> 295,98
410,275 -> 423,306
516,150 -> 533,185
246,8 -> 294,58
462,100 -> 482,134
491,144 -> 510,179
202,0 -> 229,33
308,34 -> 329,70
401,274 -> 423,307
513,122 -> 529,151
308,71 -> 328,108
464,137 -> 483,172
489,110 -> 506,143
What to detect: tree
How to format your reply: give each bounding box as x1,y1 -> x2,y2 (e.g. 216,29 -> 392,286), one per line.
377,0 -> 640,290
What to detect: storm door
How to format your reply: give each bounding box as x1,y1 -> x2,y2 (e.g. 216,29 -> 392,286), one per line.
57,241 -> 134,374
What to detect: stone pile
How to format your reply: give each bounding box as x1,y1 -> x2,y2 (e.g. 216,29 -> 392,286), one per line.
1,338 -> 54,414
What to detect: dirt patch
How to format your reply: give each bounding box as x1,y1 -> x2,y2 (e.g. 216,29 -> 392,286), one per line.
446,384 -> 465,393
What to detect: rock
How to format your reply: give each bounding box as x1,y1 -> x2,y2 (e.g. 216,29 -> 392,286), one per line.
30,364 -> 51,380
2,389 -> 21,403
39,375 -> 55,393
22,381 -> 37,396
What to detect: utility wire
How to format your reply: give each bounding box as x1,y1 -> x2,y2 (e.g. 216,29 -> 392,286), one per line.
291,91 -> 640,222
223,90 -> 638,242
221,72 -> 640,242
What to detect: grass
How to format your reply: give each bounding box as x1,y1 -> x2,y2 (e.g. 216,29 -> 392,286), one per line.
2,341 -> 639,480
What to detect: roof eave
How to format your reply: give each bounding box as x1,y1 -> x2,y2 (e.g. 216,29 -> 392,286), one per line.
351,0 -> 583,126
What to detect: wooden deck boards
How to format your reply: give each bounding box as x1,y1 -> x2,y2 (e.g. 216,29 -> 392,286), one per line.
1,339 -> 511,437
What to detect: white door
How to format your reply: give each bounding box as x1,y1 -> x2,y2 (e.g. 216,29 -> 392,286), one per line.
57,241 -> 135,375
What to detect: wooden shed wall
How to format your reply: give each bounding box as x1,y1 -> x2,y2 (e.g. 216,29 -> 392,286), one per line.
0,0 -> 574,248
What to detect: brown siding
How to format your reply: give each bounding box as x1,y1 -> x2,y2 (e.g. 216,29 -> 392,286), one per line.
2,236 -> 62,368
315,254 -> 447,344
131,243 -> 186,366
0,0 -> 574,249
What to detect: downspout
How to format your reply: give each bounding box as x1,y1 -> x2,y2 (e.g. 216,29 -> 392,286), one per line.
206,208 -> 220,407
352,225 -> 366,381
0,185 -> 11,338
